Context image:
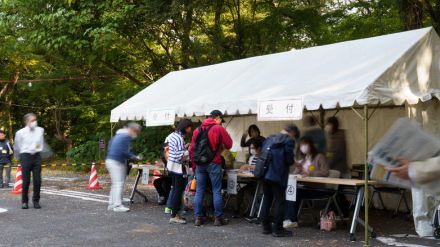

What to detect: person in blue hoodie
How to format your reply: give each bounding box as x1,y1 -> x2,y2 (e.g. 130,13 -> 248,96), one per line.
106,123 -> 141,212
260,125 -> 296,237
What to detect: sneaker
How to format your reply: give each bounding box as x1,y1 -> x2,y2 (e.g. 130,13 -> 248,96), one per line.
194,217 -> 203,227
283,220 -> 298,229
262,224 -> 272,235
272,228 -> 293,237
169,215 -> 187,224
214,217 -> 229,226
158,196 -> 166,205
107,204 -> 116,211
33,202 -> 41,209
164,207 -> 172,214
113,205 -> 130,212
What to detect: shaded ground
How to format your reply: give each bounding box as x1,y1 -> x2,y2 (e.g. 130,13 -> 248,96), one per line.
0,171 -> 438,247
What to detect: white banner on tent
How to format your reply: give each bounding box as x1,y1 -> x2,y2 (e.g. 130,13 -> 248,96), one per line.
146,108 -> 176,127
227,172 -> 238,195
257,98 -> 303,121
142,167 -> 150,185
285,175 -> 297,202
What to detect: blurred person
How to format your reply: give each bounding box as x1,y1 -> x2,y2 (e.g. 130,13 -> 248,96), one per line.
152,159 -> 172,206
106,122 -> 142,212
259,125 -> 295,237
387,157 -> 440,237
234,139 -> 263,217
239,139 -> 263,172
302,115 -> 326,153
286,125 -> 302,162
14,113 -> 45,209
0,130 -> 13,188
284,136 -> 330,229
325,116 -> 348,177
241,124 -> 265,155
166,119 -> 192,224
190,110 -> 233,226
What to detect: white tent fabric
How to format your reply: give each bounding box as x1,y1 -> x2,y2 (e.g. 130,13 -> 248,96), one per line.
111,27 -> 440,122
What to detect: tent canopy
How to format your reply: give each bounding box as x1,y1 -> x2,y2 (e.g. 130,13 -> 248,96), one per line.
111,27 -> 440,122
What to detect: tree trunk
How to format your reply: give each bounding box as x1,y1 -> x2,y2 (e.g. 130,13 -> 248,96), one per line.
181,0 -> 194,69
398,0 -> 424,30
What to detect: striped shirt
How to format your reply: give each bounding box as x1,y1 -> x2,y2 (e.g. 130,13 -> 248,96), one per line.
248,154 -> 259,166
165,131 -> 187,174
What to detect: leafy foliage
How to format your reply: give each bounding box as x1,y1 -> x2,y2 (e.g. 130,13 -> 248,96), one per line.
1,0 -> 439,162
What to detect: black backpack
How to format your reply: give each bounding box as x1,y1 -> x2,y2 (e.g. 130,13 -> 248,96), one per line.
192,125 -> 218,165
254,146 -> 272,180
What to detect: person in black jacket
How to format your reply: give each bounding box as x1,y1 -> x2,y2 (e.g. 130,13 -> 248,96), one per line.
0,130 -> 13,188
241,125 -> 265,154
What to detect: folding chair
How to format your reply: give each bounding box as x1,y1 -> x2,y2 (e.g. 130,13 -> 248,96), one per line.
369,186 -> 411,217
297,170 -> 344,219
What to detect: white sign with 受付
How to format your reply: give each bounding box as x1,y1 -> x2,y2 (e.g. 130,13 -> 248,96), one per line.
257,98 -> 303,121
227,172 -> 238,195
142,167 -> 150,185
285,175 -> 297,201
146,108 -> 176,127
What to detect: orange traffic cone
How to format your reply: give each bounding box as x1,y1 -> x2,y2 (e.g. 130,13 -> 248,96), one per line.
11,166 -> 23,194
86,162 -> 102,190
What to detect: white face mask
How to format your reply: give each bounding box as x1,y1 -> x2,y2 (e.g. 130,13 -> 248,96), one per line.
250,148 -> 257,155
29,121 -> 38,129
325,125 -> 333,133
300,145 -> 310,154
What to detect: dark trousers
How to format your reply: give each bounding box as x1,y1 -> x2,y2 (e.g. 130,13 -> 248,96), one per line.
170,173 -> 186,217
153,176 -> 172,199
21,153 -> 42,203
260,180 -> 286,230
0,163 -> 11,186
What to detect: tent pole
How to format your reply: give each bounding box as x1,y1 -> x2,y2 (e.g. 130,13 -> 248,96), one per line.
364,105 -> 370,247
110,123 -> 115,138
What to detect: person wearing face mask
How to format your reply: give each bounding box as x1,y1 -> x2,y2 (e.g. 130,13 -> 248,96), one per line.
325,117 -> 348,178
241,124 -> 265,157
234,139 -> 263,217
106,122 -> 142,212
283,136 -> 330,229
14,113 -> 45,209
0,130 -> 13,188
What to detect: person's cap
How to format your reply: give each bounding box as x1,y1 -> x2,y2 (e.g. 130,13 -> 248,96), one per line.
210,110 -> 225,123
0,129 -> 5,134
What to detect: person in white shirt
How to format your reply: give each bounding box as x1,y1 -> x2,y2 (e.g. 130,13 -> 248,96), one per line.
387,157 -> 440,237
14,113 -> 45,209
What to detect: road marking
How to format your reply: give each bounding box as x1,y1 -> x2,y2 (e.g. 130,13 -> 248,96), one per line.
43,177 -> 80,182
41,189 -> 130,203
376,237 -> 432,247
41,190 -> 108,203
0,208 -> 7,213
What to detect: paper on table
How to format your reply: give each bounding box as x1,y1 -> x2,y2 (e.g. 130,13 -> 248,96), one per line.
369,118 -> 440,188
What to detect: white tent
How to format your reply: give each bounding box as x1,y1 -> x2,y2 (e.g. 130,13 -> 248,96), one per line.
111,27 -> 440,122
111,27 -> 440,243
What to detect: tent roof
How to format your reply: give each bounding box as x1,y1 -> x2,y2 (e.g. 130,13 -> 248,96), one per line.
111,27 -> 440,122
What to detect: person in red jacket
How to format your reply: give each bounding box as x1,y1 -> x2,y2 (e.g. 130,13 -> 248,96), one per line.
190,110 -> 233,227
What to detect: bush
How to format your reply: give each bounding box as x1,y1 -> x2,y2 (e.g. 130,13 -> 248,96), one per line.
66,126 -> 172,166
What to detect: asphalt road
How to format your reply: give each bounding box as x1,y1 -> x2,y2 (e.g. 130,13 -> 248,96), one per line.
0,175 -> 438,247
